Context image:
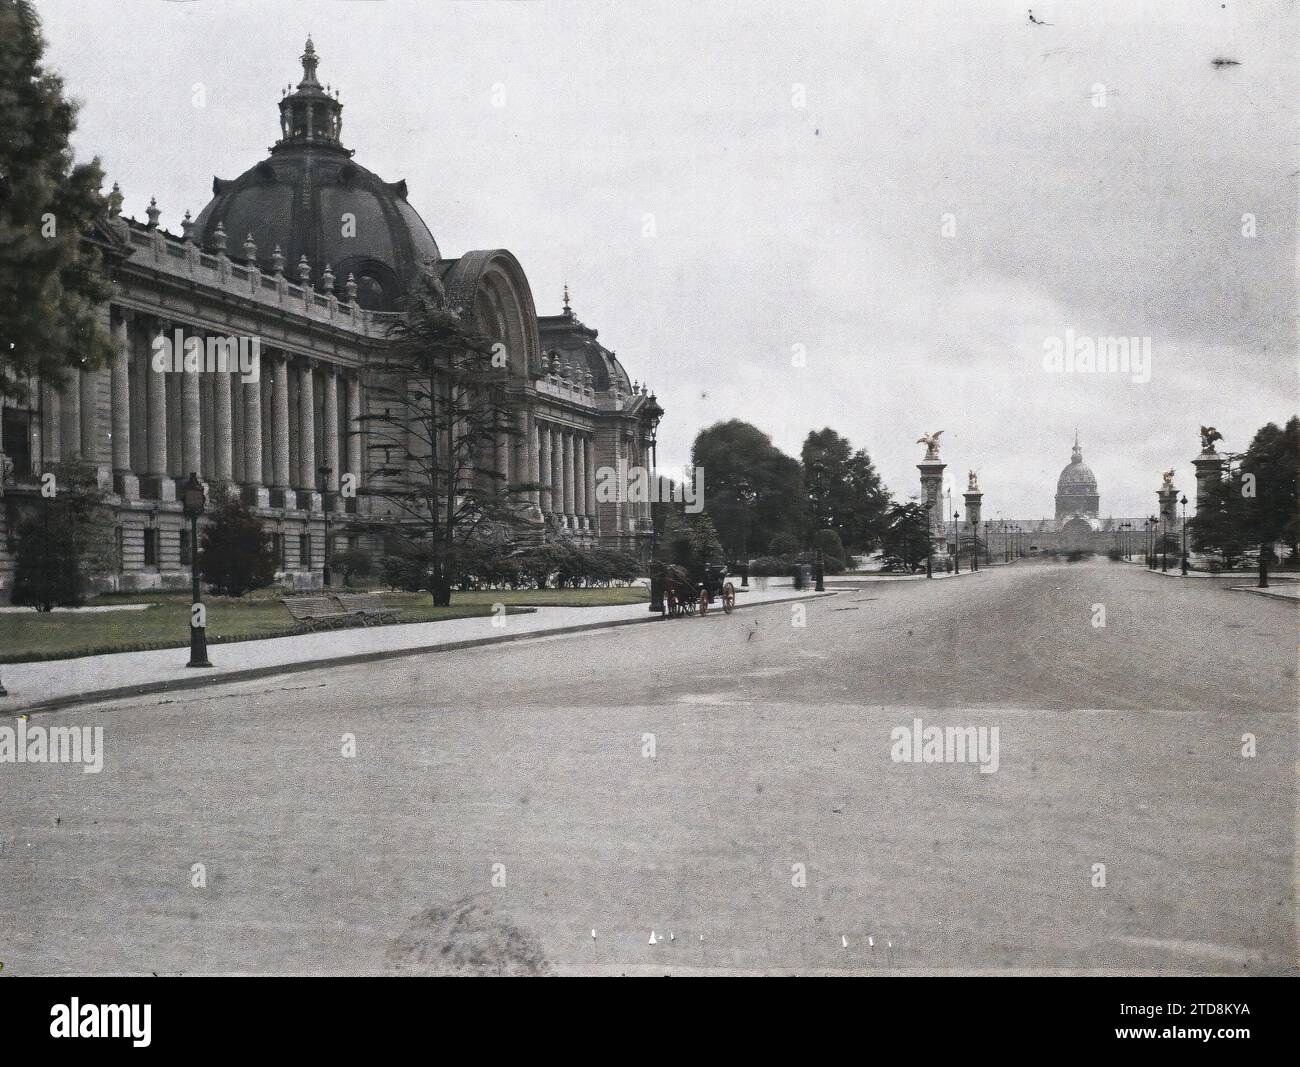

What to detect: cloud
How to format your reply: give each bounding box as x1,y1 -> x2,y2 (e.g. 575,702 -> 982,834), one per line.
39,0 -> 1296,519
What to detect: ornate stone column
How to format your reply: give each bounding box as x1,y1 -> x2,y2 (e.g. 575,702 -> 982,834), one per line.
916,438 -> 947,565
59,370 -> 82,460
145,320 -> 174,501
200,372 -> 214,479
80,365 -> 99,467
1157,478 -> 1177,526
40,379 -> 61,467
574,431 -> 587,529
298,360 -> 318,508
231,373 -> 245,483
243,373 -> 269,508
323,367 -> 340,508
494,426 -> 510,488
110,310 -> 137,498
562,429 -> 575,521
585,436 -> 597,533
963,474 -> 983,539
528,416 -> 541,509
214,371 -> 233,482
1193,446 -> 1225,515
539,421 -> 553,514
271,354 -> 290,495
345,374 -> 362,491
182,353 -> 202,479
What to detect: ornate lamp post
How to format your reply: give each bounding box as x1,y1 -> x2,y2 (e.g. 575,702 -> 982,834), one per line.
643,395 -> 664,613
182,472 -> 212,668
984,520 -> 992,566
952,509 -> 960,574
1179,494 -> 1189,575
318,464 -> 333,588
737,478 -> 753,588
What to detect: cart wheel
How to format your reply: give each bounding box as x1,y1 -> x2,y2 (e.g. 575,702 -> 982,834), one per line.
722,582 -> 735,614
684,594 -> 695,616
698,588 -> 709,616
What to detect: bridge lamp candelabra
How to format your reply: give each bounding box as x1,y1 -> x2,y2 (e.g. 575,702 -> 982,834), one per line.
952,509 -> 960,574
1179,494 -> 1189,575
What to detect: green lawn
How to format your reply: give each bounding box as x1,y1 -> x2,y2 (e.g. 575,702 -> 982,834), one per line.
0,586 -> 647,664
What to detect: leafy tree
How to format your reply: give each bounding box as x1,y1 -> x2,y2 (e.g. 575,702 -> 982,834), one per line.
0,0 -> 114,402
879,501 -> 932,573
1239,416 -> 1299,587
767,531 -> 801,556
518,540 -> 584,589
690,420 -> 804,558
9,460 -> 117,609
198,488 -> 277,596
1192,417 -> 1299,584
332,546 -> 373,587
812,527 -> 846,565
1190,472 -> 1249,567
801,429 -> 891,552
380,550 -> 425,593
359,267 -> 534,605
656,505 -> 724,575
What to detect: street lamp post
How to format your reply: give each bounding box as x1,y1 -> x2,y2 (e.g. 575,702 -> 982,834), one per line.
318,465 -> 332,589
643,398 -> 664,614
182,472 -> 212,668
737,478 -> 753,588
1179,494 -> 1189,575
984,520 -> 991,566
952,509 -> 960,574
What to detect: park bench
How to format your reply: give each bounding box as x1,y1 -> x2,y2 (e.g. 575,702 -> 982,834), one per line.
331,593 -> 403,625
280,596 -> 355,631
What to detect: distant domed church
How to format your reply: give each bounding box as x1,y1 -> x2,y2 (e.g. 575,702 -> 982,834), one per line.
1055,433 -> 1101,549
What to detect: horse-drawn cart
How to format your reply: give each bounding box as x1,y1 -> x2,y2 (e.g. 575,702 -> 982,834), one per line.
657,562 -> 736,617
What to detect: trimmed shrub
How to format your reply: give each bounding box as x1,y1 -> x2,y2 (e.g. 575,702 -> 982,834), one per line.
198,491 -> 278,596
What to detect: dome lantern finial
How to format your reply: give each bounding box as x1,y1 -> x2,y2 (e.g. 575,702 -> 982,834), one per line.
300,35 -> 319,87
276,36 -> 345,151
1071,431 -> 1082,463
563,283 -> 571,315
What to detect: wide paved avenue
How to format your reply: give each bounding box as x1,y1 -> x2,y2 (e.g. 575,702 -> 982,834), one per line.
2,560 -> 1293,974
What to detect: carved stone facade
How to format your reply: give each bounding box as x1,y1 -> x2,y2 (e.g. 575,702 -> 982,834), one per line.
0,40 -> 659,596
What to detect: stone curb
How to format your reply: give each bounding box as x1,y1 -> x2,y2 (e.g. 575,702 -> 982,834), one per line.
1228,586 -> 1300,603
12,590 -> 839,716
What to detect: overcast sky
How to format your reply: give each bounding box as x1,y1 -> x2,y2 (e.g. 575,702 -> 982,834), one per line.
38,0 -> 1296,519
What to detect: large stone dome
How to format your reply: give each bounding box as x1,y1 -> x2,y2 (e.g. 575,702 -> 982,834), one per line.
190,38 -> 439,311
1057,454 -> 1098,495
1055,434 -> 1100,520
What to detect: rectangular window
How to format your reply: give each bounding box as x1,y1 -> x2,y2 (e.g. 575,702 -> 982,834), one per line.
272,533 -> 284,569
1,407 -> 32,480
115,526 -> 124,570
143,529 -> 158,566
299,533 -> 312,570
179,528 -> 191,566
